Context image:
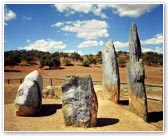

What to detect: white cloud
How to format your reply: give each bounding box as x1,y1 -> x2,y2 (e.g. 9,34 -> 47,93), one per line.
52,19 -> 109,40
54,4 -> 93,15
155,47 -> 163,54
23,16 -> 32,21
99,40 -> 104,46
142,47 -> 154,52
26,39 -> 31,43
141,33 -> 163,45
4,5 -> 16,23
51,22 -> 64,27
112,34 -> 163,53
54,4 -> 107,18
53,4 -> 159,18
63,50 -> 83,55
19,39 -> 66,52
114,41 -> 128,48
109,4 -> 159,18
78,40 -> 97,48
78,40 -> 104,48
112,33 -> 163,50
142,47 -> 163,54
4,22 -> 8,26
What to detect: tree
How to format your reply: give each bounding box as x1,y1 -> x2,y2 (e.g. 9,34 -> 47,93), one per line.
70,52 -> 81,61
142,52 -> 163,66
4,51 -> 21,66
96,51 -> 102,64
97,51 -> 102,58
82,59 -> 90,67
88,55 -> 97,65
62,58 -> 72,66
40,52 -> 60,68
60,52 -> 69,58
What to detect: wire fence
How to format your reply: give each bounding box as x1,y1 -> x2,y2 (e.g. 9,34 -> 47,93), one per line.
4,77 -> 163,88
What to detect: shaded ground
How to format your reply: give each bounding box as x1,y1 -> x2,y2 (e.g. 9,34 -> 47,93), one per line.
4,84 -> 163,131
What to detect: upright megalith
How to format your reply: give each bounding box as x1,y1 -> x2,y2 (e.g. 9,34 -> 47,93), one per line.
15,70 -> 43,116
102,39 -> 120,103
127,23 -> 148,121
61,75 -> 98,127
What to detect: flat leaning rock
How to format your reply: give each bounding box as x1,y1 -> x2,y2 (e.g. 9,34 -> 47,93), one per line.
61,75 -> 98,127
127,23 -> 148,121
102,39 -> 120,103
15,70 -> 43,116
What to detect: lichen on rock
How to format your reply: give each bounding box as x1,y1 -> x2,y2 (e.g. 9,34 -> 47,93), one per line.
102,39 -> 120,103
61,75 -> 98,127
127,23 -> 148,121
15,70 -> 43,116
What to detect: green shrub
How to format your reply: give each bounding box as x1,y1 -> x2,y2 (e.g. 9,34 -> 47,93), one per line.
62,58 -> 72,66
82,59 -> 90,67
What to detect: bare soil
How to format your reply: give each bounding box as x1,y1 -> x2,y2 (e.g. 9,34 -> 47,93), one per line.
4,64 -> 163,131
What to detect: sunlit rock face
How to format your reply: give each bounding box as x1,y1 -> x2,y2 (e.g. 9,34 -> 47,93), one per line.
102,39 -> 120,103
127,23 -> 148,121
15,70 -> 43,116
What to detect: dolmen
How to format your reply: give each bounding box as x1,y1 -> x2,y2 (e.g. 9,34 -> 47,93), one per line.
127,23 -> 148,121
102,39 -> 120,103
15,70 -> 43,116
61,75 -> 98,127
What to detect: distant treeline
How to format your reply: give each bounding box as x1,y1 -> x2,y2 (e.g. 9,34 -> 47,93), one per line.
117,51 -> 163,67
4,50 -> 163,68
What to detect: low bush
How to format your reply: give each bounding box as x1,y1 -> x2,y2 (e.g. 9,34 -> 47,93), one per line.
82,59 -> 90,67
62,58 -> 73,66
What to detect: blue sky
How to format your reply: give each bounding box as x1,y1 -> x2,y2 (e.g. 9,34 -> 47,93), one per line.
4,4 -> 163,55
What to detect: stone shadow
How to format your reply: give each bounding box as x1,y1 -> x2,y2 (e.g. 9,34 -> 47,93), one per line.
97,118 -> 119,127
119,100 -> 129,106
37,104 -> 62,117
147,111 -> 163,123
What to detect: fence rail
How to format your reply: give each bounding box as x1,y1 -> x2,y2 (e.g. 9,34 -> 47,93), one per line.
4,77 -> 163,88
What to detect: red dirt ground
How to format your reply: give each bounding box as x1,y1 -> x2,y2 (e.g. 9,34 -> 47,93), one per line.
4,64 -> 163,131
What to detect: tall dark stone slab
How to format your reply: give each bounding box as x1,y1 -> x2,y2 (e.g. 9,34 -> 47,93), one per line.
127,23 -> 148,121
102,39 -> 120,103
61,75 -> 98,127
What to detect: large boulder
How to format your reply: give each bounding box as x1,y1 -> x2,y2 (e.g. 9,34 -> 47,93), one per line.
127,23 -> 148,121
15,70 -> 43,116
102,39 -> 120,103
61,75 -> 98,127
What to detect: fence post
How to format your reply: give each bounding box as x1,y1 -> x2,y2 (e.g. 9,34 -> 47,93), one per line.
50,78 -> 52,86
20,79 -> 23,84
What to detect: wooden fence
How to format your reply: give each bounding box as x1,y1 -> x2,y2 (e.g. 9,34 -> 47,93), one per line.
4,77 -> 163,88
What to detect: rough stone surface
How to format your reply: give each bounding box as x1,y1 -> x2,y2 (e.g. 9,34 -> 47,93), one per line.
102,39 -> 120,103
127,23 -> 148,121
61,75 -> 98,127
15,70 -> 43,116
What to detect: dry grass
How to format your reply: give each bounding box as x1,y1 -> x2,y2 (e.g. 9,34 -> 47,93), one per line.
4,84 -> 19,104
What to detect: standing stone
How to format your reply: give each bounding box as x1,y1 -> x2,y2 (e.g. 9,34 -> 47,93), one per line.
127,23 -> 148,121
15,70 -> 43,116
61,75 -> 98,127
102,39 -> 120,103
